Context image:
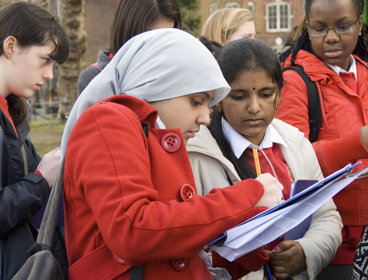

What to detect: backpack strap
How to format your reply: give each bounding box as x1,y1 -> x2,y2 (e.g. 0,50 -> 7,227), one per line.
90,53 -> 114,72
283,65 -> 322,143
90,63 -> 103,71
355,56 -> 368,71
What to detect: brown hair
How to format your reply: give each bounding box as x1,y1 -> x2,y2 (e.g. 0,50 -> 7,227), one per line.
110,0 -> 181,54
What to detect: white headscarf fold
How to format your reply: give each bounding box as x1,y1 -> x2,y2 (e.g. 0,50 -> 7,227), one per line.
61,28 -> 230,152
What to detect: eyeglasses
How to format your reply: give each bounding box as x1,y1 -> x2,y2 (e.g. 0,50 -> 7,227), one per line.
307,17 -> 360,37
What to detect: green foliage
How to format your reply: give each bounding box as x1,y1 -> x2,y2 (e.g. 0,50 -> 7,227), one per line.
177,0 -> 201,36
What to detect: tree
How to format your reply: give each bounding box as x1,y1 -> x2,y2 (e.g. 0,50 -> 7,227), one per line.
57,0 -> 86,120
177,0 -> 201,35
0,0 -> 17,10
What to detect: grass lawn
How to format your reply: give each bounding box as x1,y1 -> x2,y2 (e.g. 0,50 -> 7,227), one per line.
29,120 -> 66,156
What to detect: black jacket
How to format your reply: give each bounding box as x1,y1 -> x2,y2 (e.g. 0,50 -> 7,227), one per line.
0,111 -> 49,280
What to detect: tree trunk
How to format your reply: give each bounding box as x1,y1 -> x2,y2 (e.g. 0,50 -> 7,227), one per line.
57,0 -> 86,121
0,0 -> 17,10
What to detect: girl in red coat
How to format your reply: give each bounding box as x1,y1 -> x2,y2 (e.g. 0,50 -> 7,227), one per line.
276,0 -> 368,279
61,28 -> 285,279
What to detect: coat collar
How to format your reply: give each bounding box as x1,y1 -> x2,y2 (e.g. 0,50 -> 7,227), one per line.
99,95 -> 159,129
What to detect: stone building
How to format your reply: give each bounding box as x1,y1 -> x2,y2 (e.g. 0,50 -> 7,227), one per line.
44,0 -> 304,66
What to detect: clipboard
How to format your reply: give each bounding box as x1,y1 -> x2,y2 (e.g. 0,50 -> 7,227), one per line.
208,162 -> 360,247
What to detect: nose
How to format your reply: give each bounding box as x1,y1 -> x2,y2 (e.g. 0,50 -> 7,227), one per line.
247,95 -> 261,114
324,28 -> 340,42
197,107 -> 211,126
43,64 -> 54,80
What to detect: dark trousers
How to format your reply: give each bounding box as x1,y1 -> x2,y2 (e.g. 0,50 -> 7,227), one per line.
316,264 -> 354,280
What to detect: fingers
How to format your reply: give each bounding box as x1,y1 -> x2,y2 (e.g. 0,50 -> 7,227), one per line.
255,173 -> 284,208
37,147 -> 62,188
268,241 -> 306,278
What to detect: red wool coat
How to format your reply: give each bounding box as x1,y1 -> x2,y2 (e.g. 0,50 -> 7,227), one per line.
276,50 -> 368,264
63,95 -> 268,279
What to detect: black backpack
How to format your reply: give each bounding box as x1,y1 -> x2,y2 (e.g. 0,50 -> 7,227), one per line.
282,65 -> 322,143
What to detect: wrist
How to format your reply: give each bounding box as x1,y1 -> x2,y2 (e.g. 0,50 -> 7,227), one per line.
34,169 -> 43,177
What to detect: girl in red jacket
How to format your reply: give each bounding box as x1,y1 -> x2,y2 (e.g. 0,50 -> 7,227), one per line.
61,28 -> 285,279
276,0 -> 368,279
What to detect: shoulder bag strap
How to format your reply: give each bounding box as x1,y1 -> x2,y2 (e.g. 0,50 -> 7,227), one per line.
283,65 -> 322,143
36,155 -> 65,249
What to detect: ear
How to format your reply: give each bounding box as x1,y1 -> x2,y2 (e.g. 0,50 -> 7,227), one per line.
358,15 -> 363,35
3,36 -> 18,58
275,92 -> 281,108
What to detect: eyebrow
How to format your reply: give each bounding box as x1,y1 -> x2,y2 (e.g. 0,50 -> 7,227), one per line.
231,88 -> 247,93
310,16 -> 352,25
197,91 -> 212,100
231,86 -> 276,92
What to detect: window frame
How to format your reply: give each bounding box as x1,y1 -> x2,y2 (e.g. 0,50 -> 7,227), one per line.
248,1 -> 255,15
225,1 -> 241,8
266,1 -> 291,33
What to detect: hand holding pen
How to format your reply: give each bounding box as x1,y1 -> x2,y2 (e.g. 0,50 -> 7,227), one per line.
255,173 -> 284,208
253,149 -> 284,208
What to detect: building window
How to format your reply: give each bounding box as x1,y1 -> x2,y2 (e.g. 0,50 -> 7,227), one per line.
266,2 -> 291,32
225,2 -> 240,8
210,3 -> 217,14
248,1 -> 255,14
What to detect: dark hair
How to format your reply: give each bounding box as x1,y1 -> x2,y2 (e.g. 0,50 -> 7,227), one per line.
198,35 -> 223,58
0,2 -> 69,64
280,0 -> 368,64
209,39 -> 283,180
0,2 -> 69,125
110,0 -> 181,54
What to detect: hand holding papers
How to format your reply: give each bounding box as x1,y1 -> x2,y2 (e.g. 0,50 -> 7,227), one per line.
209,162 -> 368,262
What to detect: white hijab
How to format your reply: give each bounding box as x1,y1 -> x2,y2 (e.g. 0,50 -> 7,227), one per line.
61,28 -> 230,152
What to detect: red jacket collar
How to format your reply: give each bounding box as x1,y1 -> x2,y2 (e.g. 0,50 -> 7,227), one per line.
97,95 -> 158,128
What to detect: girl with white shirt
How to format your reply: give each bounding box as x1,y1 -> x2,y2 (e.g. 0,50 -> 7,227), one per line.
187,38 -> 342,280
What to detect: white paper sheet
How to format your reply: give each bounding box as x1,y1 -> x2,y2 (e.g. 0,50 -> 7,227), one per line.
210,163 -> 368,261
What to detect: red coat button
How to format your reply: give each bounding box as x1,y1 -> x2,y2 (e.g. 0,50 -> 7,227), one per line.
180,184 -> 196,201
171,258 -> 189,271
161,132 -> 181,152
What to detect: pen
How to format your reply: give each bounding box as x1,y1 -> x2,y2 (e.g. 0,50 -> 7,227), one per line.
252,148 -> 261,176
253,148 -> 273,279
265,262 -> 273,280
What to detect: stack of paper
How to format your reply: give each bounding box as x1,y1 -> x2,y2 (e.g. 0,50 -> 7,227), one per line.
209,163 -> 368,262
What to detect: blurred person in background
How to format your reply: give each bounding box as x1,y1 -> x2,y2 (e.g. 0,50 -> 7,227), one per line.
77,0 -> 181,95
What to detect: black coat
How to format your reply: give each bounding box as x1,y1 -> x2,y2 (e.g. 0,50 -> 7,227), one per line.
0,112 -> 49,280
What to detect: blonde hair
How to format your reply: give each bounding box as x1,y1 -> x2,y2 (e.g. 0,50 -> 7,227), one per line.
201,8 -> 254,45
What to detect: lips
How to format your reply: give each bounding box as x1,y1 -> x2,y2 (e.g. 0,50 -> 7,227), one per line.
244,119 -> 263,126
324,49 -> 343,58
185,129 -> 199,139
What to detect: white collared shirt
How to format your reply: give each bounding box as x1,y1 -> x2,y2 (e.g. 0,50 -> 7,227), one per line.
326,55 -> 357,81
156,116 -> 166,129
221,117 -> 288,159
